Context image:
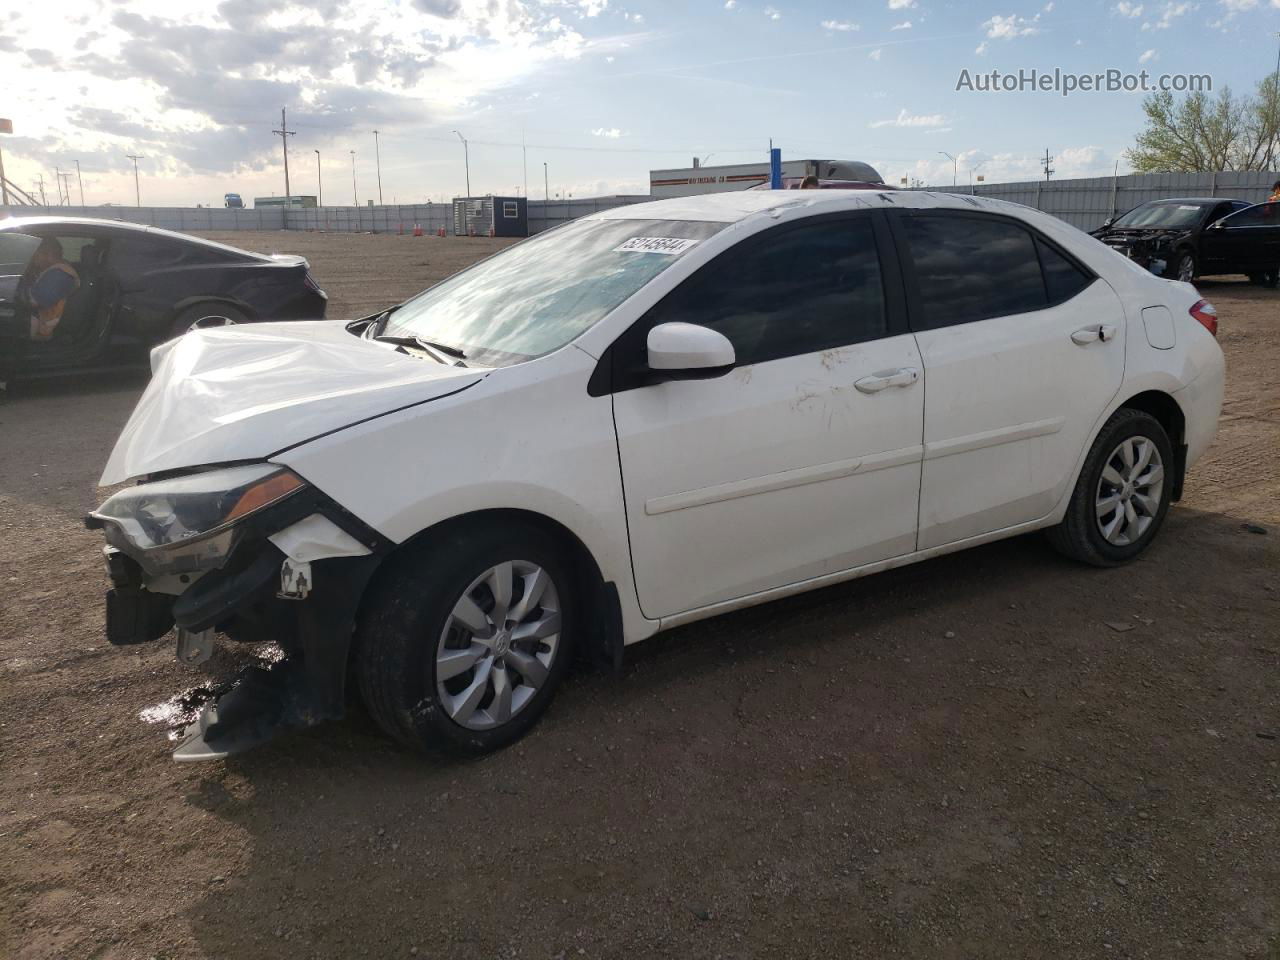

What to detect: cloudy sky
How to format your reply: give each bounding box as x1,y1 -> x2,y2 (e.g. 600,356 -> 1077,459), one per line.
2,0 -> 1278,206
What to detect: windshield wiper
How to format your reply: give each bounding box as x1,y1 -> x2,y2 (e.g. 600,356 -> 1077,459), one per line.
372,333 -> 468,366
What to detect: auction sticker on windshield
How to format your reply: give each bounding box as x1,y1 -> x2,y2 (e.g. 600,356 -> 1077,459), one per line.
614,236 -> 700,255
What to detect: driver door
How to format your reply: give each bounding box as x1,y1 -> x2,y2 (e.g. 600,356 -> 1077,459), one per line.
608,212 -> 925,620
1200,202 -> 1280,275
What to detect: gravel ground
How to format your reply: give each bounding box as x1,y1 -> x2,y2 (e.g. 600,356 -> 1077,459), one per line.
1,232 -> 1277,960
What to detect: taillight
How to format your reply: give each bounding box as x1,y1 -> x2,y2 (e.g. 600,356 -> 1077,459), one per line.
1189,299 -> 1217,338
303,271 -> 323,294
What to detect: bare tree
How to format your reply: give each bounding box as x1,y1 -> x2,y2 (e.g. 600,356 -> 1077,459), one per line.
1125,74 -> 1280,172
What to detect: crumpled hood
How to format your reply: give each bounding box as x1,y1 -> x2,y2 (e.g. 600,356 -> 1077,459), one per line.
100,320 -> 486,485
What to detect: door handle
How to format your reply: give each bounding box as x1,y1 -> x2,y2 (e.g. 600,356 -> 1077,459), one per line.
1071,324 -> 1118,345
854,366 -> 919,394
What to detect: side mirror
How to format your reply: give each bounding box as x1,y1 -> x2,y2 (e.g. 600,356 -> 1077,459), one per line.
646,322 -> 735,379
1208,219 -> 1226,229
1101,217 -> 1115,229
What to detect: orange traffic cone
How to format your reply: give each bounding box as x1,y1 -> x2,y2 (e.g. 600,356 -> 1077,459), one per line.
413,223 -> 423,237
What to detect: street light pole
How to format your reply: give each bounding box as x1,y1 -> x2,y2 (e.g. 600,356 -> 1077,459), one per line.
543,161 -> 548,201
939,151 -> 957,188
314,149 -> 322,207
453,130 -> 471,197
126,154 -> 145,206
350,150 -> 357,206
74,159 -> 84,205
372,130 -> 383,205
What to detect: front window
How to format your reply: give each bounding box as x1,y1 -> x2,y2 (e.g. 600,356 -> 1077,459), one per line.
380,217 -> 725,366
1112,202 -> 1212,229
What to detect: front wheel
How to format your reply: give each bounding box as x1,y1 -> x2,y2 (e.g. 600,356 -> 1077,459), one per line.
1166,250 -> 1196,283
355,524 -> 575,757
1047,408 -> 1174,567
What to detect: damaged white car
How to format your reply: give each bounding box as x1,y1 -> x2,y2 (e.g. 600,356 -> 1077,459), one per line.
89,190 -> 1225,761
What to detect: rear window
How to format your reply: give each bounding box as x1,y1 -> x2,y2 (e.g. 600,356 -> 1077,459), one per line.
903,215 -> 1046,328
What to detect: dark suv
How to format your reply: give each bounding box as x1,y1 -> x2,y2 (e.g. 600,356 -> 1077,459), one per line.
1091,197 -> 1280,285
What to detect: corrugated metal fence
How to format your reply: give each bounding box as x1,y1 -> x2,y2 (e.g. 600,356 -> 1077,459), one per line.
6,173 -> 1276,236
919,170 -> 1279,232
2,196 -> 652,235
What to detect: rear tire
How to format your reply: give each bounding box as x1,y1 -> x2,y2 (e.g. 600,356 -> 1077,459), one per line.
1046,408 -> 1174,567
169,303 -> 248,339
355,523 -> 576,757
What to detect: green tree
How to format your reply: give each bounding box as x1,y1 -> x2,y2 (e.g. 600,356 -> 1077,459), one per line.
1125,74 -> 1280,172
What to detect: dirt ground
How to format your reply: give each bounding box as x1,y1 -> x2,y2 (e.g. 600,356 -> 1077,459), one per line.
1,232 -> 1277,960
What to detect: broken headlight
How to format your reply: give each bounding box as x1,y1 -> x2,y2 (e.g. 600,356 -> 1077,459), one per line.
91,464 -> 306,575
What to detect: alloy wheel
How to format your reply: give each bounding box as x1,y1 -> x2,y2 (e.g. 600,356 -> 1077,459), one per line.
1095,436 -> 1165,547
435,561 -> 562,731
1176,255 -> 1195,283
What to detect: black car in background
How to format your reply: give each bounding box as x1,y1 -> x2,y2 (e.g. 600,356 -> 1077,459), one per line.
0,217 -> 326,379
1091,197 -> 1280,285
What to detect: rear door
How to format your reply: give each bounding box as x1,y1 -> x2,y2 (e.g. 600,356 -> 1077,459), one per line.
609,212 -> 925,619
892,210 -> 1126,550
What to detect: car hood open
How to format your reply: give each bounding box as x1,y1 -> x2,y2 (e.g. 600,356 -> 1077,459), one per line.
100,320 -> 486,485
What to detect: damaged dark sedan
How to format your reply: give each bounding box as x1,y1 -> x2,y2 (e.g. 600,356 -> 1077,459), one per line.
1091,197 -> 1280,285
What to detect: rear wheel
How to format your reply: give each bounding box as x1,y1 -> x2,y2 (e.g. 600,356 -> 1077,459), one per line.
169,303 -> 247,339
355,523 -> 575,757
1047,408 -> 1174,567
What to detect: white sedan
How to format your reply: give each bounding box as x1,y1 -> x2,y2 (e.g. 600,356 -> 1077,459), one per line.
89,189 -> 1225,760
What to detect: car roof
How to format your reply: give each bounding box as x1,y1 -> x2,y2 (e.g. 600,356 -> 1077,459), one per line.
0,216 -> 272,261
589,189 -> 1039,224
1136,198 -> 1226,205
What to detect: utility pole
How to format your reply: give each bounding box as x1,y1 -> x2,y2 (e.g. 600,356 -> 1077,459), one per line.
58,170 -> 73,205
74,159 -> 84,205
452,130 -> 471,197
273,107 -> 296,199
522,129 -> 528,199
350,149 -> 357,206
54,167 -> 64,204
314,149 -> 322,207
939,151 -> 957,188
372,130 -> 383,205
35,173 -> 47,205
1042,148 -> 1054,181
0,117 -> 10,207
543,161 -> 549,201
126,155 -> 144,206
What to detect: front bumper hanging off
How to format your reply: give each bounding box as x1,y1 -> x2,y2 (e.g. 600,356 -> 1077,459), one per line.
94,497 -> 388,761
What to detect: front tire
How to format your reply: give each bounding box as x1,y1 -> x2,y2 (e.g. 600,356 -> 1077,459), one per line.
355,523 -> 575,757
1167,250 -> 1196,283
1047,408 -> 1174,567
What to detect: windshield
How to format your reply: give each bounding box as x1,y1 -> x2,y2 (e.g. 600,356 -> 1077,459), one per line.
380,217 -> 726,365
1112,202 -> 1212,229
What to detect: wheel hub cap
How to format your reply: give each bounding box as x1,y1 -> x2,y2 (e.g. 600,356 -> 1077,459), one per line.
1095,436 -> 1165,547
434,560 -> 562,731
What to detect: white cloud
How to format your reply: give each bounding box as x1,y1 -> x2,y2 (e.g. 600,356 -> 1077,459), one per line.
1043,1 -> 1055,10
764,5 -> 782,19
591,127 -> 623,138
1218,0 -> 1256,9
888,0 -> 916,8
1141,1 -> 1192,29
569,0 -> 607,15
822,19 -> 860,31
1114,1 -> 1144,16
724,0 -> 737,7
623,11 -> 643,23
984,13 -> 1041,38
890,19 -> 913,29
868,47 -> 883,59
870,108 -> 948,128
1138,47 -> 1158,62
975,40 -> 989,54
